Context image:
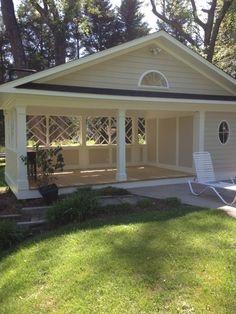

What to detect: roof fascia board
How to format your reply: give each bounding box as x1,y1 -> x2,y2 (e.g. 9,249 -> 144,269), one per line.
3,88 -> 236,106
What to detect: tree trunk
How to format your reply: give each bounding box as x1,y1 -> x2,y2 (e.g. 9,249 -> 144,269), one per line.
53,29 -> 66,65
1,0 -> 27,70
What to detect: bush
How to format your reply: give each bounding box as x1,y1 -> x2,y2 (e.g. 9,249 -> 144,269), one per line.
97,186 -> 131,196
100,202 -> 132,214
163,197 -> 182,207
136,198 -> 153,208
0,221 -> 24,251
46,189 -> 98,226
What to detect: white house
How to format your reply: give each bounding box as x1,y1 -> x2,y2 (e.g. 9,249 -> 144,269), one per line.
0,31 -> 235,199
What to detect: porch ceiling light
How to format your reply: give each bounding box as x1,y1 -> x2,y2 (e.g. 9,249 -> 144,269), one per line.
150,47 -> 162,55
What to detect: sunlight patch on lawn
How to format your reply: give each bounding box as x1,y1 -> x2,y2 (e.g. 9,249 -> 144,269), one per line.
0,208 -> 235,313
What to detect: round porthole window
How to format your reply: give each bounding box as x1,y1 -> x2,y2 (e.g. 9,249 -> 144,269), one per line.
218,121 -> 229,144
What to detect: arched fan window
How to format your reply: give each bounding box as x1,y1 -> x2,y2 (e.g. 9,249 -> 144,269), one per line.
138,70 -> 169,89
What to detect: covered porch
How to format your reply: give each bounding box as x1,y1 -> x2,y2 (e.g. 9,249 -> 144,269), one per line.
28,165 -> 190,190
3,94 -> 201,199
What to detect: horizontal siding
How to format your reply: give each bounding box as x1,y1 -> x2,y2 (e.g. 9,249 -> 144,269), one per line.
47,47 -> 229,95
205,112 -> 236,173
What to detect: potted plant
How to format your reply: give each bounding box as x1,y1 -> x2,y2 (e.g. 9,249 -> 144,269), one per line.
21,144 -> 65,204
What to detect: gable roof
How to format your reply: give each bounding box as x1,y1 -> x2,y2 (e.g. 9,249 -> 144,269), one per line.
0,30 -> 235,95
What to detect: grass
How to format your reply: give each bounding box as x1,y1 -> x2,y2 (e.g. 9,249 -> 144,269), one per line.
0,206 -> 235,313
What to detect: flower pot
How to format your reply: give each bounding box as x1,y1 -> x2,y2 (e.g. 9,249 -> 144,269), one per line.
39,183 -> 58,204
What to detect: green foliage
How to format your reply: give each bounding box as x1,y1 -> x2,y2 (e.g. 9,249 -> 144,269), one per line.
46,188 -> 98,226
213,1 -> 236,78
136,198 -> 153,208
97,186 -> 131,196
80,0 -> 123,54
21,144 -> 64,187
156,0 -> 196,45
119,0 -> 150,42
100,202 -> 132,214
163,197 -> 182,207
0,221 -> 24,251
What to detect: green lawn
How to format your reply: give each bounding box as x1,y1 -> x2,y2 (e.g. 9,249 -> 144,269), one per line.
0,206 -> 236,313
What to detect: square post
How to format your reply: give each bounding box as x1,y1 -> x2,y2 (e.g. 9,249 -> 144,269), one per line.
193,111 -> 205,152
116,109 -> 127,181
16,106 -> 29,189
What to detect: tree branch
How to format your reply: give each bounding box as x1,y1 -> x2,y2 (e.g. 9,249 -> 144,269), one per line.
150,0 -> 197,46
190,0 -> 205,29
207,0 -> 234,61
204,0 -> 217,47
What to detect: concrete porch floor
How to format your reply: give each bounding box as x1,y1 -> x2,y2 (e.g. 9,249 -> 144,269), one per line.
29,165 -> 190,189
129,183 -> 236,219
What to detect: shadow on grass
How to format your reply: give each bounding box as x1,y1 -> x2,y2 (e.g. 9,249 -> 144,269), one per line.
0,204 -> 228,262
0,204 -> 235,312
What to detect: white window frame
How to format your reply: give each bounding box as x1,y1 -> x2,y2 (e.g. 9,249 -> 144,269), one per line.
138,70 -> 169,90
218,120 -> 230,145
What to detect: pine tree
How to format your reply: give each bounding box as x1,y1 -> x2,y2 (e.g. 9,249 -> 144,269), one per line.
80,0 -> 123,54
119,0 -> 150,42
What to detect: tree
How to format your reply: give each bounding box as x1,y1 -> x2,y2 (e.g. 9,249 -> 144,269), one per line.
1,0 -> 27,71
213,1 -> 236,77
119,0 -> 150,42
29,0 -> 80,65
150,0 -> 234,62
17,0 -> 55,70
154,0 -> 198,45
80,0 -> 123,54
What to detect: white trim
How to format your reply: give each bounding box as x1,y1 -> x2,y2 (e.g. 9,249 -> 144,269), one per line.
176,117 -> 179,167
116,109 -> 127,181
1,89 -> 235,107
15,177 -> 193,200
218,120 -> 230,145
138,70 -> 169,89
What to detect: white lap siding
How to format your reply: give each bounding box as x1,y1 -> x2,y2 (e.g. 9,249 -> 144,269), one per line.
204,112 -> 236,177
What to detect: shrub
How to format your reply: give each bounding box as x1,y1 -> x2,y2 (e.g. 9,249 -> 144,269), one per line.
136,198 -> 153,208
163,197 -> 182,207
0,221 -> 24,251
46,189 -> 98,226
99,202 -> 132,215
97,186 -> 131,196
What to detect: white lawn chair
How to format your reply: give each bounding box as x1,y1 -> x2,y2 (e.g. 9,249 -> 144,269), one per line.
188,151 -> 236,206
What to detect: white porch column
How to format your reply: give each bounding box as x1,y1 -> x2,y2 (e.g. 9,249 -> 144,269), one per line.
131,116 -> 140,163
193,111 -> 205,152
16,106 -> 29,189
116,109 -> 127,181
79,115 -> 88,168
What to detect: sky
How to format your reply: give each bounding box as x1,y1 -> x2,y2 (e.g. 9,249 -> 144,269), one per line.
12,0 -> 207,31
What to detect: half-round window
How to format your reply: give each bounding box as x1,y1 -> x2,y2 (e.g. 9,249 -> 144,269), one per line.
138,70 -> 169,89
218,121 -> 229,144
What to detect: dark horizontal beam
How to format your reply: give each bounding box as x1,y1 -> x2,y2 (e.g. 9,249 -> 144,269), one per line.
16,82 -> 236,101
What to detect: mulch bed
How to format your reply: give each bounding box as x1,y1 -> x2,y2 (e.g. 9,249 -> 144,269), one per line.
0,188 -> 46,215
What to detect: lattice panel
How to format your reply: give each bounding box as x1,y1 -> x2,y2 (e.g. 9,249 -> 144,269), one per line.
86,117 -> 109,144
49,116 -> 81,145
110,117 -> 117,144
125,117 -> 132,144
138,118 -> 146,144
27,115 -> 47,146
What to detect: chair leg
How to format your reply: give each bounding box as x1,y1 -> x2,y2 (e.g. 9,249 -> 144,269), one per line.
188,181 -> 236,206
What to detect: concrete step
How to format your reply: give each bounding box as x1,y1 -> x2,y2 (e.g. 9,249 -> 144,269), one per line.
17,219 -> 47,227
21,206 -> 51,215
0,214 -> 22,221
